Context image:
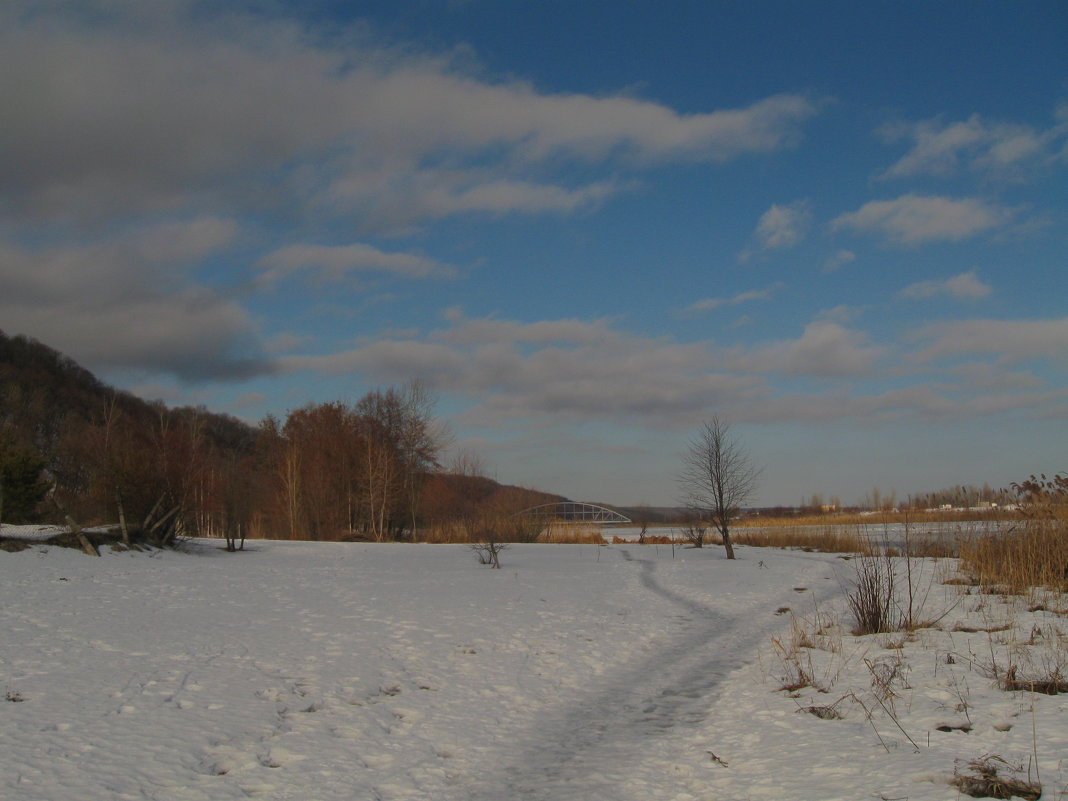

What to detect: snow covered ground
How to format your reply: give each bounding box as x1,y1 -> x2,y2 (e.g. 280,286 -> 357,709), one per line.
1,534 -> 1065,800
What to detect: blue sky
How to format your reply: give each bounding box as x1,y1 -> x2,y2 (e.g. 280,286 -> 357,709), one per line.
2,1 -> 1066,507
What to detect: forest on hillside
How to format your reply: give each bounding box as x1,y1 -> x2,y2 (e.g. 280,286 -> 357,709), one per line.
0,331 -> 558,544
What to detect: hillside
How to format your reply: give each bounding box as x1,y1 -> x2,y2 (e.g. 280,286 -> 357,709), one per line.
0,330 -> 562,535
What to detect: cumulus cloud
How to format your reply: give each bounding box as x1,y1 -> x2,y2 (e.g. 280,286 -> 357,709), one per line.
754,201 -> 811,251
738,201 -> 812,262
830,194 -> 1012,245
879,109 -> 1068,179
898,270 -> 992,301
0,3 -> 820,227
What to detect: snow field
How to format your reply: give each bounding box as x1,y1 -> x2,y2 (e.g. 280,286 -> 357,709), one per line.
1,537 -> 1065,800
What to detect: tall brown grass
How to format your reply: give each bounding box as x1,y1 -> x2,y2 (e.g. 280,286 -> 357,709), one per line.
418,516 -> 607,544
537,522 -> 607,545
738,508 -> 1019,528
957,516 -> 1068,593
732,525 -> 871,554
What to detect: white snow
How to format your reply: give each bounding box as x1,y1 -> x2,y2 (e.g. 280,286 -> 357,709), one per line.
1,536 -> 1065,800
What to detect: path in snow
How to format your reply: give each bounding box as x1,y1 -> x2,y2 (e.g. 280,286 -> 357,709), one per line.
457,547 -> 847,801
0,541 -> 849,801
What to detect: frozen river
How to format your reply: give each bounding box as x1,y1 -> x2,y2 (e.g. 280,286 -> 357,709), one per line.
604,519 -> 1009,554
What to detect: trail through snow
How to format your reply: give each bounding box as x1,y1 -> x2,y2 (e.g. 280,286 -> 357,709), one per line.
0,539 -> 849,800
455,547 -> 847,800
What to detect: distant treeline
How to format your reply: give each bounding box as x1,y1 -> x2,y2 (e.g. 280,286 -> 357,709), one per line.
0,331 -> 558,540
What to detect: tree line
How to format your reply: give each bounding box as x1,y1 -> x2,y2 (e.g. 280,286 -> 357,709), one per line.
0,331 -> 501,544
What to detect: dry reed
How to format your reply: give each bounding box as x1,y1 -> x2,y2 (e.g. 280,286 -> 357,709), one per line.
733,525 -> 870,554
957,517 -> 1068,593
537,523 -> 607,545
739,509 -> 1018,529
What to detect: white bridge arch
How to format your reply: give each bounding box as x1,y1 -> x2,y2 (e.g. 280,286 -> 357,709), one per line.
519,502 -> 631,524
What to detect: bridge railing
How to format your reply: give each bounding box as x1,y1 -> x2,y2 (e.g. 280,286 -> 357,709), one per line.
518,502 -> 631,524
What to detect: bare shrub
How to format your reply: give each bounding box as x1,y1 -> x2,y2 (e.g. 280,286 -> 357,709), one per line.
847,555 -> 899,635
681,520 -> 707,548
469,539 -> 507,569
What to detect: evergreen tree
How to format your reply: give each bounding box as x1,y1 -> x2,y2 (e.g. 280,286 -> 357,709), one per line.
0,432 -> 49,524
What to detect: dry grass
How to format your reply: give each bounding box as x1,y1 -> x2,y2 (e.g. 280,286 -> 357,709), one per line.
957,516 -> 1068,594
420,519 -> 472,544
420,517 -> 605,544
740,508 -> 1019,528
537,523 -> 607,545
952,755 -> 1042,800
733,525 -> 871,554
420,514 -> 543,544
611,534 -> 676,545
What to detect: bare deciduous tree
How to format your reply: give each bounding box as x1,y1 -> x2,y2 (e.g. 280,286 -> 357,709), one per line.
678,416 -> 761,560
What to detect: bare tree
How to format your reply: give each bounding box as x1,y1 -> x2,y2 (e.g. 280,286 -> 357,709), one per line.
678,417 -> 761,560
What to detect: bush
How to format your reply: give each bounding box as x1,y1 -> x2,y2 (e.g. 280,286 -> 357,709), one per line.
847,555 -> 898,635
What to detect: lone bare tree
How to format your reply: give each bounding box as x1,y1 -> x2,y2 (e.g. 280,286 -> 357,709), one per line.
678,417 -> 761,560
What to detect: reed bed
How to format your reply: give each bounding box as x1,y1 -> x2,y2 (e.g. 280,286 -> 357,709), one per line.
732,525 -> 871,554
738,508 -> 1018,528
537,523 -> 607,545
957,516 -> 1068,593
418,517 -> 605,544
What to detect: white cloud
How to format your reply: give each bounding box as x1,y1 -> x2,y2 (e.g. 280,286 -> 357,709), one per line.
822,249 -> 855,273
948,362 -> 1045,391
898,270 -> 992,301
681,283 -> 784,315
754,201 -> 811,251
433,311 -> 621,348
270,310 -> 1068,427
910,317 -> 1068,363
0,4 -> 820,228
879,109 -> 1068,179
730,321 -> 885,377
830,194 -> 1012,245
277,314 -> 892,426
258,243 -> 457,286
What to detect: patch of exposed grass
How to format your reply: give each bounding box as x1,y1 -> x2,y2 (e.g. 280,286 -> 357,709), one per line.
952,755 -> 1041,800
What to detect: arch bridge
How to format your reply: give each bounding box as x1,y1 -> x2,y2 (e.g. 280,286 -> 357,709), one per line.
519,501 -> 631,525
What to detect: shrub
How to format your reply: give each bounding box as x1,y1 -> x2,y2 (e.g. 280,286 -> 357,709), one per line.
847,555 -> 898,635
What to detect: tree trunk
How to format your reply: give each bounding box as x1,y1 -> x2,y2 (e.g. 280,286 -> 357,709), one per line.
115,488 -> 129,546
